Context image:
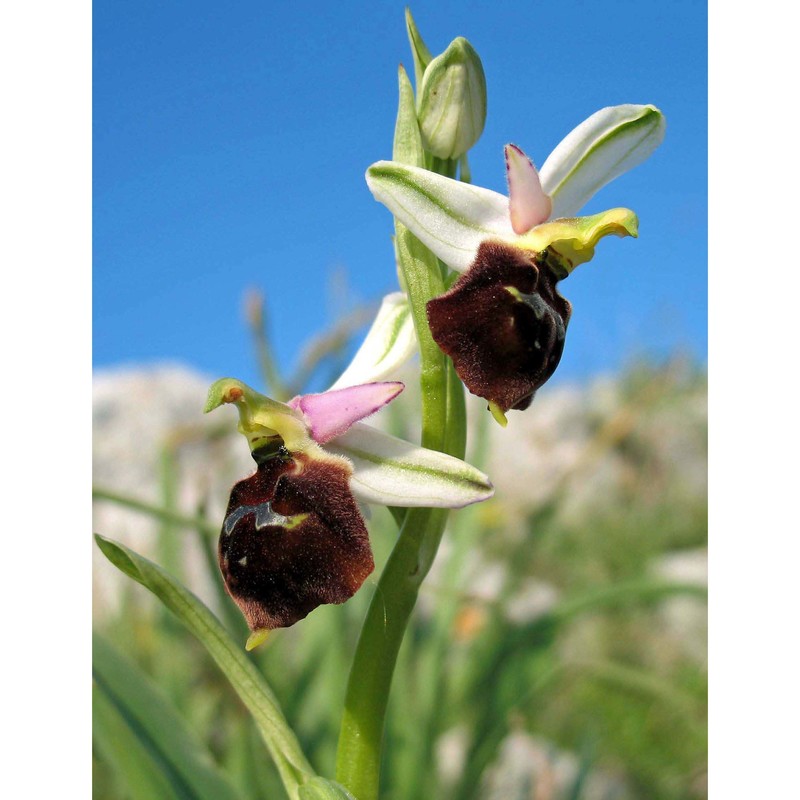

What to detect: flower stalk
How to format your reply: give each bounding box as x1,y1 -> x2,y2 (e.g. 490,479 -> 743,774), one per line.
335,34 -> 471,793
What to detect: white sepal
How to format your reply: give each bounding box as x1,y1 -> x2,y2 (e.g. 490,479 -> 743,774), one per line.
539,104 -> 666,219
366,161 -> 514,272
330,293 -> 417,390
327,423 -> 494,508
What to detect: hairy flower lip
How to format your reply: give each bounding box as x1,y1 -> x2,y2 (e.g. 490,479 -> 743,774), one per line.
426,240 -> 571,414
219,450 -> 373,634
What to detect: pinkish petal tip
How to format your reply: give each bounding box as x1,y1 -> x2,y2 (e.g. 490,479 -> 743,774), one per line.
505,143 -> 552,234
289,382 -> 404,444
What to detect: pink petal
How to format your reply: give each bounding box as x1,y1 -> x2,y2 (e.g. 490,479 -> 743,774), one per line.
288,382 -> 404,444
505,144 -> 552,234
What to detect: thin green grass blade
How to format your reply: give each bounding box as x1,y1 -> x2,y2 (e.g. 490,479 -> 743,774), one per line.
92,632 -> 242,800
93,682 -> 187,800
95,534 -> 315,800
298,777 -> 357,800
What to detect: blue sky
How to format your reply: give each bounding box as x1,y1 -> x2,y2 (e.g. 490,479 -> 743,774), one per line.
93,0 -> 707,391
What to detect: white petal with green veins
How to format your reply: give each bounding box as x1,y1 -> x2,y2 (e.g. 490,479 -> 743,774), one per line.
366,161 -> 514,272
327,423 -> 494,508
540,104 -> 665,219
329,293 -> 417,390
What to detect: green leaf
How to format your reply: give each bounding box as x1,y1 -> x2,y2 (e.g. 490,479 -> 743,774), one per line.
94,535 -> 315,800
93,683 -> 187,800
92,633 -> 242,800
299,777 -> 358,800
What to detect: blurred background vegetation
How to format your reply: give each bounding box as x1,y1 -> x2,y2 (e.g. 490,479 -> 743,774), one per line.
92,292 -> 707,800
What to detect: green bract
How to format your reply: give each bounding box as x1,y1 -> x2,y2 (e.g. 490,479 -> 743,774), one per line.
404,7 -> 433,90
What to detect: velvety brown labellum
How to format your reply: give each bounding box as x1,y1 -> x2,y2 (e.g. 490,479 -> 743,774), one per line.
426,240 -> 572,413
219,449 -> 374,631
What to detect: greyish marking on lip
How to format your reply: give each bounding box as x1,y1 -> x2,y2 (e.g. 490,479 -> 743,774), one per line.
223,502 -> 295,535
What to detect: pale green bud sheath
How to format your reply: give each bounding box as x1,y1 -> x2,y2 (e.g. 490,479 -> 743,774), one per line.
417,37 -> 487,159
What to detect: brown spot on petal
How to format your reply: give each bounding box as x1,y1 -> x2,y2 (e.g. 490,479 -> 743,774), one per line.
219,451 -> 373,631
426,240 -> 572,413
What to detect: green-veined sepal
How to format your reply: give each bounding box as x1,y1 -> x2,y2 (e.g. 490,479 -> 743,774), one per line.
329,293 -> 416,390
366,160 -> 513,272
327,423 -> 494,508
540,104 -> 665,219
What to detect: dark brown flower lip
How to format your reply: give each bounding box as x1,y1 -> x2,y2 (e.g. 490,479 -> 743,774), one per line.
426,239 -> 572,415
219,450 -> 374,633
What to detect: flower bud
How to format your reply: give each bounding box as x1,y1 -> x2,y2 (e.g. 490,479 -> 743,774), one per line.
417,37 -> 487,159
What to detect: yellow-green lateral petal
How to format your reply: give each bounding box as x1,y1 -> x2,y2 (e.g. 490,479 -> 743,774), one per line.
516,208 -> 639,275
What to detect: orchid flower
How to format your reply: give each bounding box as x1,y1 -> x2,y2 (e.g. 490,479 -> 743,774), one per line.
204,375 -> 492,647
366,104 -> 665,424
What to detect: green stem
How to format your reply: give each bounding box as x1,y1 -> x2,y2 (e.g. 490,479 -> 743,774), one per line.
336,507 -> 446,798
335,223 -> 465,798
